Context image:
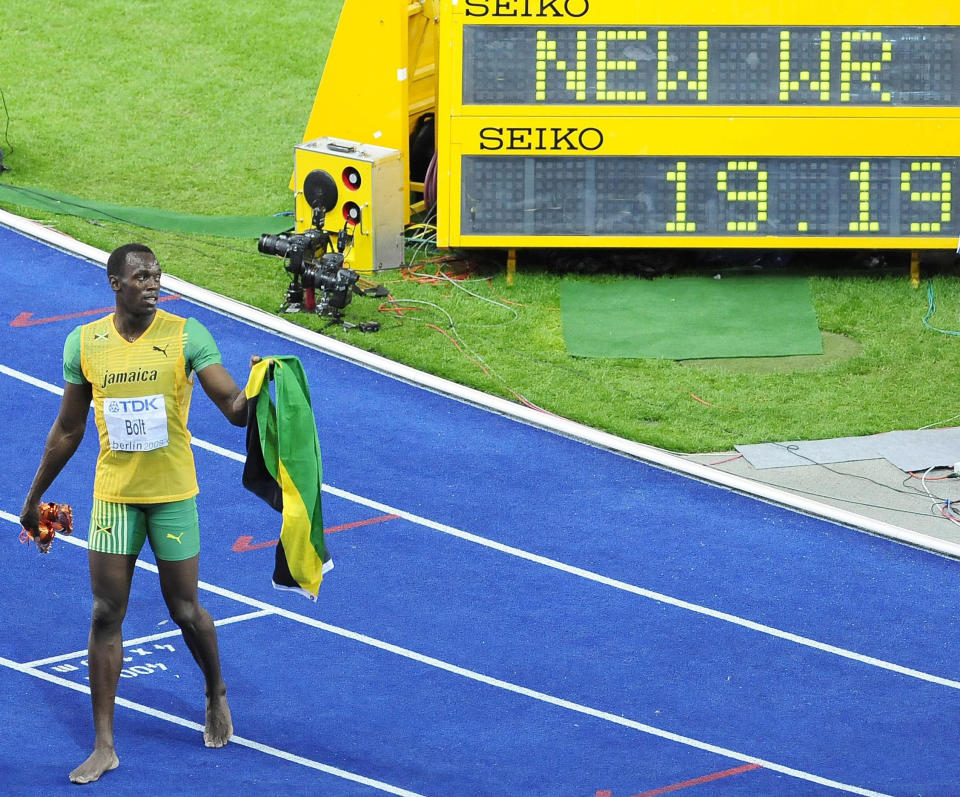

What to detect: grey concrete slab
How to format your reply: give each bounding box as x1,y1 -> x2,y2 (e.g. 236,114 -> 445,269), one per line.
736,436 -> 886,469
874,428 -> 960,472
682,450 -> 960,550
737,428 -> 960,472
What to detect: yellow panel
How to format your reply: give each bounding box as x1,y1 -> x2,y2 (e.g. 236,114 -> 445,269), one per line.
300,1 -> 409,152
408,0 -> 441,133
297,2 -> 441,224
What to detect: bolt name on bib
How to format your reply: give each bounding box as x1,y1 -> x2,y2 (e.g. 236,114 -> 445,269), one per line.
104,393 -> 169,452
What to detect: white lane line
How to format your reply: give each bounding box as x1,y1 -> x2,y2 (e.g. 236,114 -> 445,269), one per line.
191,435 -> 245,462
2,522 -> 891,796
22,610 -> 272,668
328,486 -> 960,689
3,360 -> 960,693
0,362 -> 64,395
0,655 -> 429,797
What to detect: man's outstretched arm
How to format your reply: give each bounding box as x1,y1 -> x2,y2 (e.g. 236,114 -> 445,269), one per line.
196,356 -> 260,428
21,380 -> 93,532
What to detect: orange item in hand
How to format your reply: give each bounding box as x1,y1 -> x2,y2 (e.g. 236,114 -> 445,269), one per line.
20,502 -> 74,554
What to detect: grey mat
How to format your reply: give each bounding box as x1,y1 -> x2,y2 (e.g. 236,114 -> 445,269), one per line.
736,427 -> 960,472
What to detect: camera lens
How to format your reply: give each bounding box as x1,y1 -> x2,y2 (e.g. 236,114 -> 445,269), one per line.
258,233 -> 291,257
300,263 -> 321,291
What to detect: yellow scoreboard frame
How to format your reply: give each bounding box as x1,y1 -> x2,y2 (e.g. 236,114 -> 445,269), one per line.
436,0 -> 960,249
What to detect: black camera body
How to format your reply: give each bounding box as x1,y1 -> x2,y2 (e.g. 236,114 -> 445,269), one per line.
307,254 -> 360,315
258,224 -> 359,319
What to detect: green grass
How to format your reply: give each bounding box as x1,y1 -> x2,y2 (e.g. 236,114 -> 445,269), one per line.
2,1 -> 959,453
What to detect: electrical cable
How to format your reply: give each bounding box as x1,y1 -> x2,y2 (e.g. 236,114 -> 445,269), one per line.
922,279 -> 960,337
398,236 -> 520,326
708,453 -> 744,466
376,296 -> 548,412
695,442 -> 960,525
0,84 -> 12,156
773,442 -> 955,502
739,482 -> 955,520
914,465 -> 960,525
688,452 -> 959,520
429,269 -> 519,326
405,222 -> 438,238
917,412 -> 960,431
422,149 -> 438,216
404,231 -> 438,269
942,503 -> 960,525
907,469 -> 954,482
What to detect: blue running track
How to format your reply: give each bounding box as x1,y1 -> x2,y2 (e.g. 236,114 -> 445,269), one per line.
2,221 -> 960,796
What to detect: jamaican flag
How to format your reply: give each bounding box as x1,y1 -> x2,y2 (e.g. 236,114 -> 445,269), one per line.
242,356 -> 331,600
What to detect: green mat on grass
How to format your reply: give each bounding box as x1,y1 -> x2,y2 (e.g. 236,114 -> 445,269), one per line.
0,182 -> 292,238
560,275 -> 823,360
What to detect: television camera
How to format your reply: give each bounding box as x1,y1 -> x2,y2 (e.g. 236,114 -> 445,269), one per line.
258,169 -> 383,331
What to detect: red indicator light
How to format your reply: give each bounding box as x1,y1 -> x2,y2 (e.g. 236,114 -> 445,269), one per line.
342,167 -> 362,190
343,202 -> 362,223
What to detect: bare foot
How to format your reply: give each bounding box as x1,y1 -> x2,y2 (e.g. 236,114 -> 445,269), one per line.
69,747 -> 119,784
204,692 -> 233,748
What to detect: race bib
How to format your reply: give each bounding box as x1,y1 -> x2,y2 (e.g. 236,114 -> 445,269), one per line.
103,394 -> 169,452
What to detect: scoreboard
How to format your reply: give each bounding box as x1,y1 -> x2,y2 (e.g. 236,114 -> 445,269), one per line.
436,0 -> 960,249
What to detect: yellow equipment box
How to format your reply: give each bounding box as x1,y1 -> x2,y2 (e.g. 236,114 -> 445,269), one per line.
294,137 -> 405,273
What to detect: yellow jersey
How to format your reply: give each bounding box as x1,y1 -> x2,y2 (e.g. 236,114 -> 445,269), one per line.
78,310 -> 199,503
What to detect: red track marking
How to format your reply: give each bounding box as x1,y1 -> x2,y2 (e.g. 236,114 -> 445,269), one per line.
325,514 -> 399,534
595,763 -> 762,797
231,513 -> 399,552
10,295 -> 180,327
232,536 -> 278,552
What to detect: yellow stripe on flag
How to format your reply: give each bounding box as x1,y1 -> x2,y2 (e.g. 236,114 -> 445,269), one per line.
244,358 -> 274,399
276,458 -> 325,595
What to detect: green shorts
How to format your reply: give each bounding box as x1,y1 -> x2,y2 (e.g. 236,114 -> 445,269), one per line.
88,497 -> 200,561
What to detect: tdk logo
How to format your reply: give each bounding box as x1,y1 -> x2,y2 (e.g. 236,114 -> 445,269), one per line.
109,397 -> 161,413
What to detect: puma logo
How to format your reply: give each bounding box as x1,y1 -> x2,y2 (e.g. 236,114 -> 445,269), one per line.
152,345 -> 169,357
166,532 -> 184,544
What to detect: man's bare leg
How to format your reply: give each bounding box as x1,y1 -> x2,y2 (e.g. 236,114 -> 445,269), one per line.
70,551 -> 137,783
156,555 -> 232,747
